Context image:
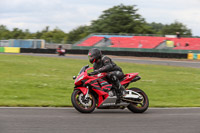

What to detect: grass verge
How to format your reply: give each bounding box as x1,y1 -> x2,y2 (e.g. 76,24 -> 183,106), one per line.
0,54 -> 200,107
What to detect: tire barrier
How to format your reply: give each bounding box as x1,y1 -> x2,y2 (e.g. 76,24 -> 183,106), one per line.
0,47 -> 189,59
0,47 -> 4,52
64,49 -> 187,59
187,53 -> 200,60
0,47 -> 20,53
20,48 -> 56,53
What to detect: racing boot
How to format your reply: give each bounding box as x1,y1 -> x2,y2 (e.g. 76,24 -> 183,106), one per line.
116,79 -> 126,96
115,82 -> 126,103
119,85 -> 126,97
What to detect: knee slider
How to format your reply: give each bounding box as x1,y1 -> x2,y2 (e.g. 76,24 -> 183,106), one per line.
110,74 -> 117,82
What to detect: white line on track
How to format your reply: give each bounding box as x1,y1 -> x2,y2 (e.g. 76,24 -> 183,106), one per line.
150,107 -> 200,109
115,57 -> 200,64
0,107 -> 74,109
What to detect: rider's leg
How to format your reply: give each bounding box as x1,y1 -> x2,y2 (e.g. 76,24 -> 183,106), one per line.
107,71 -> 126,97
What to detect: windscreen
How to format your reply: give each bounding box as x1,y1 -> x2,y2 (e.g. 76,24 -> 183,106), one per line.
78,65 -> 89,75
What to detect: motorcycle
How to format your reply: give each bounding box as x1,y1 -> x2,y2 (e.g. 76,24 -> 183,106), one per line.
56,48 -> 65,56
71,65 -> 149,113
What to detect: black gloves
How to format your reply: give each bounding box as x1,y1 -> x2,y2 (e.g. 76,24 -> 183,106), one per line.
89,70 -> 100,75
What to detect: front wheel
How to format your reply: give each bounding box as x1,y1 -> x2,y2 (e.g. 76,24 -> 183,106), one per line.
127,87 -> 149,113
71,89 -> 96,113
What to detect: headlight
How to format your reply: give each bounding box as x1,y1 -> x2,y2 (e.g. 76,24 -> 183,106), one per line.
76,75 -> 84,82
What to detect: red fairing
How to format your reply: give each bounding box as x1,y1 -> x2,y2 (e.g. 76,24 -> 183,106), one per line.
74,67 -> 95,86
85,76 -> 110,107
75,87 -> 88,95
120,73 -> 139,85
93,89 -> 109,107
74,72 -> 84,85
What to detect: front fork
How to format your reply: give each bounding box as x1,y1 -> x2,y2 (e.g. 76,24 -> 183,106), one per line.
84,86 -> 89,100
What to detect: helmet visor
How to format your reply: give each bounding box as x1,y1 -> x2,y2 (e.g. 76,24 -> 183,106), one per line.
88,54 -> 95,64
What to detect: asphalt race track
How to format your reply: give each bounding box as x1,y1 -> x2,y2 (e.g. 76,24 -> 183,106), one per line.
0,107 -> 200,133
9,53 -> 200,68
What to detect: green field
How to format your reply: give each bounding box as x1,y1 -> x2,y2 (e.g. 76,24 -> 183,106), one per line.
0,54 -> 200,107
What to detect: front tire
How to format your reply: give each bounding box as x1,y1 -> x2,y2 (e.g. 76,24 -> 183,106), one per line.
71,89 -> 96,113
127,87 -> 149,113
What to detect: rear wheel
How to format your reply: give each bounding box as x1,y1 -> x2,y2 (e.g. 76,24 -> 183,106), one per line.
71,89 -> 96,113
127,87 -> 149,113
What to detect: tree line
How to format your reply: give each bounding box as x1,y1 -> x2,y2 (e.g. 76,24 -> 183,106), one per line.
0,4 -> 193,44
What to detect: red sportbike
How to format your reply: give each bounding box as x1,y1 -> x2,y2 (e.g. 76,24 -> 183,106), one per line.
71,65 -> 149,113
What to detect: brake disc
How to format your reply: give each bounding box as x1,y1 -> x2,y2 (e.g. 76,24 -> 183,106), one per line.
78,93 -> 92,106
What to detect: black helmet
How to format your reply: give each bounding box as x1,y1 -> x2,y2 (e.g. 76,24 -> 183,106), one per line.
88,48 -> 102,64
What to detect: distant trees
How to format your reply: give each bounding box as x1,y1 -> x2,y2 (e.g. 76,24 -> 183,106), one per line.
148,21 -> 192,36
0,25 -> 68,43
66,26 -> 90,44
40,27 -> 68,43
0,4 -> 193,44
89,4 -> 153,34
0,25 -> 12,39
160,21 -> 192,36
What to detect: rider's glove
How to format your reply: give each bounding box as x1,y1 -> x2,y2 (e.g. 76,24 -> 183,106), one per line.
89,70 -> 100,75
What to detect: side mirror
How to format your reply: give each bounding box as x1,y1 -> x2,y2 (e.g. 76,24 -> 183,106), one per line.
73,76 -> 76,80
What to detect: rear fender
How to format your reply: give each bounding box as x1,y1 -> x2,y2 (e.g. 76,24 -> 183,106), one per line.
75,87 -> 88,95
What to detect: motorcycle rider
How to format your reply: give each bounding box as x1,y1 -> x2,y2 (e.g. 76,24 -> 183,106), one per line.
57,45 -> 65,56
88,48 -> 126,100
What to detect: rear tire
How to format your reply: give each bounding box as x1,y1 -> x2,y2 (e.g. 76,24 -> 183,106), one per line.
127,87 -> 149,113
71,89 -> 96,113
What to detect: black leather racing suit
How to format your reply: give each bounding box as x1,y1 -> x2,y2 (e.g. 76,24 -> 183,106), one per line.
93,55 -> 124,93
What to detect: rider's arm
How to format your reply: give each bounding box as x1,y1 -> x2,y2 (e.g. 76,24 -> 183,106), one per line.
98,56 -> 113,73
